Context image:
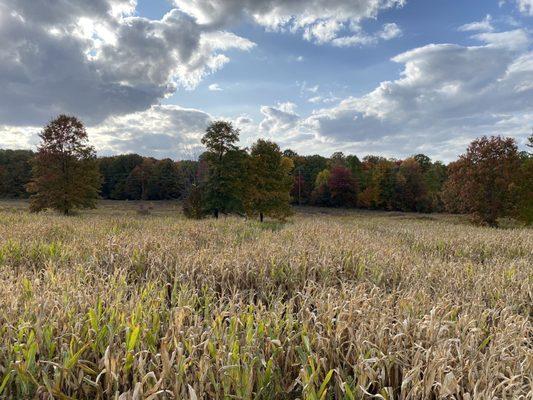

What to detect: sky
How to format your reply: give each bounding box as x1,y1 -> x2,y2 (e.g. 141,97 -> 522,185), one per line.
0,0 -> 532,162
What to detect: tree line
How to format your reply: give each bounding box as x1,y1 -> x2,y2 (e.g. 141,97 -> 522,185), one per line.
0,115 -> 531,225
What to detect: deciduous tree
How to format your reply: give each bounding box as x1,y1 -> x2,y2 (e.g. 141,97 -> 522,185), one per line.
442,136 -> 521,226
328,166 -> 358,207
396,158 -> 429,212
0,149 -> 33,198
310,169 -> 331,206
27,115 -> 100,214
201,121 -> 245,218
246,139 -> 293,221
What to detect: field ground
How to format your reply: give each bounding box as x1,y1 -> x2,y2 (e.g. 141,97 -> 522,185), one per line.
0,200 -> 531,399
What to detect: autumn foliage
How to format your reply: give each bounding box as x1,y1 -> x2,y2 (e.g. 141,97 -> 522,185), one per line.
27,115 -> 100,215
1,115 -> 531,227
442,136 -> 523,226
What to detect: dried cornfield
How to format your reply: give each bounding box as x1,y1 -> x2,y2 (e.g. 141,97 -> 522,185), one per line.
0,201 -> 531,399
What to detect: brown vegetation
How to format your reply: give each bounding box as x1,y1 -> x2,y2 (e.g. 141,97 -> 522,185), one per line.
0,201 -> 531,399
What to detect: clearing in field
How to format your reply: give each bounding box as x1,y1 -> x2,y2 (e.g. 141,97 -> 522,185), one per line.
0,201 -> 531,399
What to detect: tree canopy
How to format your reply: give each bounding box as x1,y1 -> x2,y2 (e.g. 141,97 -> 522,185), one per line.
245,139 -> 293,221
27,115 -> 101,215
443,136 -> 523,226
1,121 -> 531,226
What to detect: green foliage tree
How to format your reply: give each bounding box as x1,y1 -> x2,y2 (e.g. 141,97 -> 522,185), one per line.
311,169 -> 332,206
201,121 -> 246,218
246,139 -> 293,221
0,149 -> 34,198
99,154 -> 144,199
358,158 -> 395,209
177,160 -> 203,193
424,161 -> 447,211
442,136 -> 522,226
345,154 -> 362,181
329,151 -> 346,168
413,154 -> 432,172
27,115 -> 100,215
124,158 -> 183,200
515,139 -> 533,224
289,154 -> 328,205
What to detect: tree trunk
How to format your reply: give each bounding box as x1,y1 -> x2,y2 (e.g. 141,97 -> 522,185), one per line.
259,212 -> 264,222
214,208 -> 219,219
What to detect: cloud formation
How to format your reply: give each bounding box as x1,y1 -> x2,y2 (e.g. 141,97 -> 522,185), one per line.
259,102 -> 300,135
515,0 -> 533,15
258,28 -> 533,160
173,0 -> 405,46
0,0 -> 253,126
459,15 -> 494,32
89,105 -> 212,159
1,0 -> 532,162
208,83 -> 223,91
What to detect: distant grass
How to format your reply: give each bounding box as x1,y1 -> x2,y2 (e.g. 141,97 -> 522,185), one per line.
0,200 -> 531,399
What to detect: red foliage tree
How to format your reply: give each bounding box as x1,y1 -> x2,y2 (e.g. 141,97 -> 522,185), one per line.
328,166 -> 358,207
442,136 -> 522,226
396,158 -> 429,212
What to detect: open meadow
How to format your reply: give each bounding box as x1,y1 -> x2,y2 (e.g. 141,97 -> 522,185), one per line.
0,201 -> 531,399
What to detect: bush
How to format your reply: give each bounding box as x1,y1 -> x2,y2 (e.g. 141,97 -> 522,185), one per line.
182,185 -> 206,219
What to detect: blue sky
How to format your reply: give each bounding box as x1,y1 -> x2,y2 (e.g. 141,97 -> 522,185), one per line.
160,0 -> 529,120
0,0 -> 532,161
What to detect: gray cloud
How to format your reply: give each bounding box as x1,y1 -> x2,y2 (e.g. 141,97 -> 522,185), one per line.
0,0 -> 254,126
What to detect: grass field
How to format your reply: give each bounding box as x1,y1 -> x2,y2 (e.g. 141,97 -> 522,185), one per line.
0,201 -> 531,399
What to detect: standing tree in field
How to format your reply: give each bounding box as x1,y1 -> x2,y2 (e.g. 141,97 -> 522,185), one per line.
27,115 -> 100,215
442,136 -> 521,226
246,139 -> 293,222
201,121 -> 246,218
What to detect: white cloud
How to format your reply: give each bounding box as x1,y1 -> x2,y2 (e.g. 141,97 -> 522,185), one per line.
0,125 -> 40,149
259,102 -> 300,135
208,83 -> 223,91
459,15 -> 494,32
0,104 -> 213,159
516,0 -> 533,15
259,29 -> 533,161
500,0 -> 533,16
303,19 -> 343,44
473,29 -> 529,50
89,105 -> 212,159
173,0 -> 405,46
308,94 -> 340,104
0,0 -> 254,126
379,22 -> 403,40
331,23 -> 402,47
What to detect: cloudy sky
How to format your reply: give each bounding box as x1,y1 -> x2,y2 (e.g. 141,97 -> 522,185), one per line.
0,0 -> 532,161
